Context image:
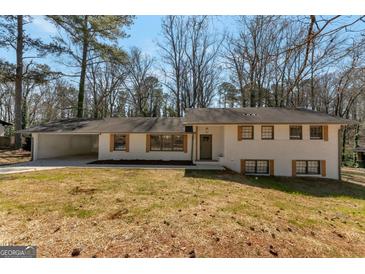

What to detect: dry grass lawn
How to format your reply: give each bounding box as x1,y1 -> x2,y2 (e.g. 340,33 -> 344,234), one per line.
0,168 -> 364,258
0,149 -> 31,165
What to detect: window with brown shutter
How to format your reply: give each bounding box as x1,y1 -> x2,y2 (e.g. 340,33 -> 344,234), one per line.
237,126 -> 243,141
269,160 -> 274,176
113,134 -> 128,151
146,134 -> 150,152
310,126 -> 323,140
183,135 -> 188,153
321,160 -> 326,176
109,134 -> 114,152
149,134 -> 185,151
261,126 -> 274,140
240,160 -> 245,174
289,125 -> 302,140
295,160 -> 321,175
323,126 -> 328,141
243,160 -> 269,175
292,160 -> 297,176
239,126 -> 254,140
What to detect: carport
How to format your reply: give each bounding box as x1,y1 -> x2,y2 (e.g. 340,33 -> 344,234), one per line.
32,133 -> 99,161
18,119 -> 103,161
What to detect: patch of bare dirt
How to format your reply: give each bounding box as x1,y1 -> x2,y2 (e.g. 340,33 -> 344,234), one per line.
69,186 -> 97,195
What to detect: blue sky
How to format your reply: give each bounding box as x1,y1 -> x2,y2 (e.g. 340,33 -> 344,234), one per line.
0,16 -> 166,73
0,15 -> 237,87
0,16 -> 234,68
0,15 -> 361,79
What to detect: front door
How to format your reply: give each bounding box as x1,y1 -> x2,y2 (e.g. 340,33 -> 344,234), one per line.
200,134 -> 212,160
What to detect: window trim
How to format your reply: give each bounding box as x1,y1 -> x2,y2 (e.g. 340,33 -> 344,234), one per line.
310,125 -> 323,140
289,125 -> 303,140
244,159 -> 270,175
261,125 -> 274,140
295,160 -> 321,175
241,126 -> 254,140
149,134 -> 185,152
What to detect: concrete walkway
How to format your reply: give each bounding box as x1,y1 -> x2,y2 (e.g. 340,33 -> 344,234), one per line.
0,155 -> 225,175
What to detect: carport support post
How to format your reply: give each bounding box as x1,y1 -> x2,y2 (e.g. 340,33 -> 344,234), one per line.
32,133 -> 38,161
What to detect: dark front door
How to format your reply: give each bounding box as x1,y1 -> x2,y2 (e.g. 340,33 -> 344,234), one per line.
200,134 -> 212,160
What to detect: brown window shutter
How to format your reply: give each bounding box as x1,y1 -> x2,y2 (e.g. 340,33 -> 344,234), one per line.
240,160 -> 245,175
125,134 -> 129,152
183,134 -> 188,153
146,134 -> 150,152
321,160 -> 326,177
109,134 -> 115,152
237,126 -> 243,141
323,125 -> 328,141
292,160 -> 296,176
269,160 -> 274,176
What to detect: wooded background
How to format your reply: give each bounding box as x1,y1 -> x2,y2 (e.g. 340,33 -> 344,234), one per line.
0,16 -> 364,164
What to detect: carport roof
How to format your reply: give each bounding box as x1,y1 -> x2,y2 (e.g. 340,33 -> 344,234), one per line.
19,117 -> 186,133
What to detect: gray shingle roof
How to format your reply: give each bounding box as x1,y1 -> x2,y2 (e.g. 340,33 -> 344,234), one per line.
184,108 -> 354,125
19,117 -> 185,133
19,108 -> 355,134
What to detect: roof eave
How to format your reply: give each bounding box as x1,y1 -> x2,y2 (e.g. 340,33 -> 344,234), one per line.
18,130 -> 188,134
183,121 -> 354,125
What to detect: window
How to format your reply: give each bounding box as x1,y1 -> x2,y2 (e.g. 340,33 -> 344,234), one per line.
245,160 -> 269,174
261,126 -> 274,140
150,135 -> 161,151
173,135 -> 184,151
150,135 -> 184,151
310,126 -> 323,140
114,134 -> 127,151
290,125 -> 302,140
242,126 -> 254,139
162,135 -> 172,151
296,160 -> 320,175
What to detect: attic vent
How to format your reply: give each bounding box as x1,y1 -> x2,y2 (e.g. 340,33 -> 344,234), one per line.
242,113 -> 257,116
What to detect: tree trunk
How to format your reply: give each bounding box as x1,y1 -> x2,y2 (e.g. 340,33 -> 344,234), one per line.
21,96 -> 27,129
353,123 -> 360,166
77,15 -> 89,118
310,42 -> 316,110
14,15 -> 23,149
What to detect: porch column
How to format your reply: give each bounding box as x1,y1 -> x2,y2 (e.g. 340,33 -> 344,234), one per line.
195,126 -> 199,161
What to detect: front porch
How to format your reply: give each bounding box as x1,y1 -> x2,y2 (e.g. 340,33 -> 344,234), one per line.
193,125 -> 225,163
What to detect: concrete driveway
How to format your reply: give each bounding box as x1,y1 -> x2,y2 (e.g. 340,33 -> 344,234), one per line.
0,155 -> 224,174
0,155 -> 98,174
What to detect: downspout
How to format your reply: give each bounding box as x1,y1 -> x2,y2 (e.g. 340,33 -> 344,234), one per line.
191,132 -> 194,163
31,135 -> 34,161
338,126 -> 343,181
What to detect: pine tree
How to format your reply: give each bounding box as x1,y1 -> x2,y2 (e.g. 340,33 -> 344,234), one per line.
47,16 -> 134,118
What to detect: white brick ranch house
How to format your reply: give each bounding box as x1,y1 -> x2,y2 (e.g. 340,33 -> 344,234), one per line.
21,108 -> 352,180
